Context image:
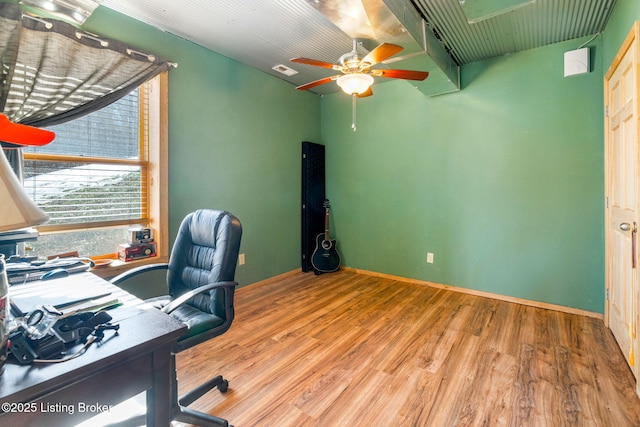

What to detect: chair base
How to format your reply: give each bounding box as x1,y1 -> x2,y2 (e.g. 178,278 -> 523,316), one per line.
179,375 -> 229,407
175,374 -> 232,427
175,404 -> 231,427
105,409 -> 231,427
104,374 -> 232,427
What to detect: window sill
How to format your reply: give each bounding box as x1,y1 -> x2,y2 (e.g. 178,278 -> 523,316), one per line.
90,255 -> 169,280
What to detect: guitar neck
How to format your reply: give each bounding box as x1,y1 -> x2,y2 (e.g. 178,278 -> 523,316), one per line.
324,208 -> 330,240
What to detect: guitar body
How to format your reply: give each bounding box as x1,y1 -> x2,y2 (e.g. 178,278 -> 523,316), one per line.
311,233 -> 341,273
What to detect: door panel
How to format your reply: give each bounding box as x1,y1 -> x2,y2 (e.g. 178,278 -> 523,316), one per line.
605,22 -> 639,381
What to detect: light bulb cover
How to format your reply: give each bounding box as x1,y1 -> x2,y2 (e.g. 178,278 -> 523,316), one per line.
337,73 -> 374,95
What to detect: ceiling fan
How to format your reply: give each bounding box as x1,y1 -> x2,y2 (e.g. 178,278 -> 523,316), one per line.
290,40 -> 429,97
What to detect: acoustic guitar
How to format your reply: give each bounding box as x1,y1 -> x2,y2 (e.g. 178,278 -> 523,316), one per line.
311,199 -> 341,273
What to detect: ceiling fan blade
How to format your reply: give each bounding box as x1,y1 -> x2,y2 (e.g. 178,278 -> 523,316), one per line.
358,87 -> 373,98
295,76 -> 339,91
374,69 -> 430,81
290,57 -> 336,69
360,43 -> 403,67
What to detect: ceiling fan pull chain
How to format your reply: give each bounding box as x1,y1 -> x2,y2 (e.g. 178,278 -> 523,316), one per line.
351,93 -> 357,132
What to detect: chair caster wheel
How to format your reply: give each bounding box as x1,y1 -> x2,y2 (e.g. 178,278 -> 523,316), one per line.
218,379 -> 229,393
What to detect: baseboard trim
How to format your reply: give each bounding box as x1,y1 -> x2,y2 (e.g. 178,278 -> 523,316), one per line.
240,268 -> 302,290
342,267 -> 603,320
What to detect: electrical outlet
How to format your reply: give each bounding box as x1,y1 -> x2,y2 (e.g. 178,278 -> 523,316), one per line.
426,252 -> 434,264
239,253 -> 245,265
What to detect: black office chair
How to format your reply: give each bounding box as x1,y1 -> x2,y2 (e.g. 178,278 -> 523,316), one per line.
110,209 -> 242,427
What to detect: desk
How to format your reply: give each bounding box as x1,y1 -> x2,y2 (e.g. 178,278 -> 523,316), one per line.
0,272 -> 186,427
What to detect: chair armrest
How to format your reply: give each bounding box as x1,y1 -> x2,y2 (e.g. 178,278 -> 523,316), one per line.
162,281 -> 238,314
109,263 -> 169,285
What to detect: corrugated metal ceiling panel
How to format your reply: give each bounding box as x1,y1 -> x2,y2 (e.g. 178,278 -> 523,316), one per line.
412,0 -> 617,64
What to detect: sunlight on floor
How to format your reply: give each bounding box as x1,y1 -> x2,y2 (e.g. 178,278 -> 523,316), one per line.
74,392 -> 145,427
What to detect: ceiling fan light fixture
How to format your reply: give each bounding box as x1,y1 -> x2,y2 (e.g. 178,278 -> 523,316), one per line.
337,73 -> 374,95
20,0 -> 102,24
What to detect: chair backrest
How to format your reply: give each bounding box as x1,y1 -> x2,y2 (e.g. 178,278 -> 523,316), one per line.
167,209 -> 242,320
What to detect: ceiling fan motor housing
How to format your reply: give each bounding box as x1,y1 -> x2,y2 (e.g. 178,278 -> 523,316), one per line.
339,52 -> 365,71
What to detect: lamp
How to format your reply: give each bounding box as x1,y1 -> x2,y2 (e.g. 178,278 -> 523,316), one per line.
0,114 -> 53,377
0,150 -> 49,232
0,114 -> 54,232
20,0 -> 102,25
337,73 -> 374,95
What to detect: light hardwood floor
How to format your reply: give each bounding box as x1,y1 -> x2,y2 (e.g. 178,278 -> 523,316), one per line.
175,270 -> 640,426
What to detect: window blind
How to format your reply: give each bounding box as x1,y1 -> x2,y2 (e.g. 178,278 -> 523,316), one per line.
22,87 -> 150,232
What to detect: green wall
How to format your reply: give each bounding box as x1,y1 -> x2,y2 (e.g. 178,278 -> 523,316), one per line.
83,8 -> 321,286
322,36 -> 605,312
603,0 -> 640,67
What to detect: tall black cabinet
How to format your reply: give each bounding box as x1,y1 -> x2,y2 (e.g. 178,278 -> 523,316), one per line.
301,141 -> 325,272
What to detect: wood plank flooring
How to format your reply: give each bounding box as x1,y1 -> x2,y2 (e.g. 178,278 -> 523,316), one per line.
175,270 -> 640,426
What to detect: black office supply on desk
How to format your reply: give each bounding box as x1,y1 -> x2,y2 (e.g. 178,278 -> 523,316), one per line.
40,268 -> 70,280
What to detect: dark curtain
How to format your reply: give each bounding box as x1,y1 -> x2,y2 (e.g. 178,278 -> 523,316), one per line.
0,3 -> 174,168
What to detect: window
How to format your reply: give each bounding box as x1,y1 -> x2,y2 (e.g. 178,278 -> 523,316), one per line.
21,73 -> 168,260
